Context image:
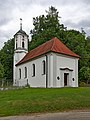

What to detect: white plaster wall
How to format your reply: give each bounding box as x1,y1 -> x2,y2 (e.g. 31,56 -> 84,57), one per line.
56,53 -> 79,87
48,54 -> 53,87
16,56 -> 46,87
13,51 -> 27,86
47,53 -> 57,88
75,59 -> 79,87
23,35 -> 28,50
14,52 -> 79,88
15,34 -> 28,50
14,51 -> 27,64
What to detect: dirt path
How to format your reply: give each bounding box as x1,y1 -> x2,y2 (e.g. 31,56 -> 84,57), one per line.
0,110 -> 90,120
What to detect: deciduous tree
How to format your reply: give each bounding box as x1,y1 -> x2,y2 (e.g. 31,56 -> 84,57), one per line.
30,6 -> 66,50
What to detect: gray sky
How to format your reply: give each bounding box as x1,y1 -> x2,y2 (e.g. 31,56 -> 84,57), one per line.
0,0 -> 90,49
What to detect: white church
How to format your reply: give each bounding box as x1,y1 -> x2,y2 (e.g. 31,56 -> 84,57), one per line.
13,20 -> 79,88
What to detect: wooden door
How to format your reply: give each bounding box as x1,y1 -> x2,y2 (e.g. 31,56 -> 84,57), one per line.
64,73 -> 69,86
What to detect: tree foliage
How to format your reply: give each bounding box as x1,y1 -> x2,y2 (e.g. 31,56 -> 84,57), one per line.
79,66 -> 90,83
0,38 -> 14,81
0,63 -> 4,79
29,6 -> 66,50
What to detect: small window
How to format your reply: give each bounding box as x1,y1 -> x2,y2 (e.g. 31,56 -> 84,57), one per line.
19,68 -> 21,79
22,40 -> 24,48
42,60 -> 46,75
32,64 -> 35,77
25,67 -> 27,78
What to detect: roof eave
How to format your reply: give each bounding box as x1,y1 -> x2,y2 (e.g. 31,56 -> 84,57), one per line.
15,51 -> 80,66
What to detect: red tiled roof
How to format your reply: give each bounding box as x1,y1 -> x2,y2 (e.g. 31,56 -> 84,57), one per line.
16,37 -> 79,66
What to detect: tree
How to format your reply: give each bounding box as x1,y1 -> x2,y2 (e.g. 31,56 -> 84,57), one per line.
0,63 -> 4,79
64,30 -> 89,69
79,66 -> 90,83
85,37 -> 90,67
0,38 -> 14,82
0,63 -> 4,86
30,6 -> 66,50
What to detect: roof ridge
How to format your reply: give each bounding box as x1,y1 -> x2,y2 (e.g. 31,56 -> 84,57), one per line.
51,38 -> 55,51
29,38 -> 54,54
30,40 -> 50,51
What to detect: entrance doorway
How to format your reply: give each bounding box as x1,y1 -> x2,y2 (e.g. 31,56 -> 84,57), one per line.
64,73 -> 69,86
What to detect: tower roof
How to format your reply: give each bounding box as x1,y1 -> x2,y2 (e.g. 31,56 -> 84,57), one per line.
16,37 -> 79,66
14,18 -> 28,37
14,29 -> 28,36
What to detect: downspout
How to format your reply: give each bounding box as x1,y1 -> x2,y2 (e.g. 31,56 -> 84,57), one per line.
45,55 -> 48,88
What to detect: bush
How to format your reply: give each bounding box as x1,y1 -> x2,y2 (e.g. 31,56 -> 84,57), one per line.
79,81 -> 90,87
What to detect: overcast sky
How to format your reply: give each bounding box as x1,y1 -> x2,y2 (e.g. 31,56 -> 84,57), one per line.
0,0 -> 90,49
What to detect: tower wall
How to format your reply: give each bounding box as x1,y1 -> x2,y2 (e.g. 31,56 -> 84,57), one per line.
13,28 -> 29,86
15,33 -> 28,51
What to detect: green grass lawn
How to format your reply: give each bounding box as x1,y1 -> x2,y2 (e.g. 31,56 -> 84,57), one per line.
0,87 -> 90,116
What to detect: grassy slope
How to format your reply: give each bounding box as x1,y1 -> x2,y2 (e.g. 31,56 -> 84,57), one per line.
0,87 -> 90,116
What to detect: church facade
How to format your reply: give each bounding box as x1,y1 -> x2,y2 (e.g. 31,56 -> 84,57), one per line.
13,22 -> 79,87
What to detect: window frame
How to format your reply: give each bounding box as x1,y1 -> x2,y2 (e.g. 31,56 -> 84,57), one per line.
42,60 -> 46,75
32,64 -> 35,77
22,39 -> 24,48
19,68 -> 21,79
25,67 -> 27,78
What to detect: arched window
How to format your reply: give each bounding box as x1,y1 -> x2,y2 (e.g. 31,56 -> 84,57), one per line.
42,60 -> 46,75
22,40 -> 24,48
32,64 -> 35,77
19,68 -> 21,79
22,36 -> 24,48
25,67 -> 27,78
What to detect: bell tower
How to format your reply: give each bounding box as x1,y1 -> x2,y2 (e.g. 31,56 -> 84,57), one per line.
13,18 -> 29,86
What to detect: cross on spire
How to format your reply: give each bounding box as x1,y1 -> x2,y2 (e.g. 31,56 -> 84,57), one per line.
20,18 -> 22,30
